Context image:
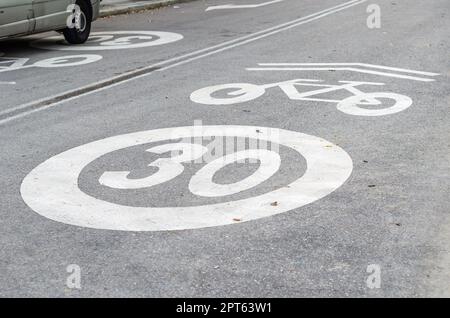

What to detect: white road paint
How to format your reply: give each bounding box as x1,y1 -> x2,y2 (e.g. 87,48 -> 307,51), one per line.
102,144 -> 282,197
190,83 -> 267,105
21,126 -> 353,231
247,63 -> 440,82
189,149 -> 281,197
257,63 -> 439,76
0,54 -> 102,73
0,0 -> 367,125
191,79 -> 414,116
337,92 -> 412,116
33,55 -> 103,68
31,31 -> 183,51
206,0 -> 284,11
99,143 -> 208,190
0,56 -> 27,70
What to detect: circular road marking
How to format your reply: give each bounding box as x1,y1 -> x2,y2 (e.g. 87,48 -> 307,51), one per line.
21,126 -> 353,231
31,31 -> 183,51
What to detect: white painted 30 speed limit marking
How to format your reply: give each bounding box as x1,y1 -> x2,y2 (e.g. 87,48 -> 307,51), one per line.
21,126 -> 353,232
0,54 -> 102,73
31,31 -> 183,51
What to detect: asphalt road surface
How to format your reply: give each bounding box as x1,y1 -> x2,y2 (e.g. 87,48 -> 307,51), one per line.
0,0 -> 449,297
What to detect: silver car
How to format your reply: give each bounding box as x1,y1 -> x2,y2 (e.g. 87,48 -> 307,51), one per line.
0,0 -> 100,44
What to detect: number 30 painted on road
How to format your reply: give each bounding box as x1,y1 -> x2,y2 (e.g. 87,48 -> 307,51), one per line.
99,143 -> 281,198
21,126 -> 353,232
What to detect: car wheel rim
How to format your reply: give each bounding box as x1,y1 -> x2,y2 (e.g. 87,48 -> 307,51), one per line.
75,11 -> 87,33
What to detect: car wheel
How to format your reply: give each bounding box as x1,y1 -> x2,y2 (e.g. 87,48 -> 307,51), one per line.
63,0 -> 92,44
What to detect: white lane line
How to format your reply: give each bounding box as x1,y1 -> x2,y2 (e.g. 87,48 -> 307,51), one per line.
0,0 -> 366,126
206,0 -> 284,12
256,63 -> 440,76
246,67 -> 438,82
157,0 -> 368,72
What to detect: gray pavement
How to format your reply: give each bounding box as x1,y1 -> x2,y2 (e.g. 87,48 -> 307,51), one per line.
0,0 -> 449,297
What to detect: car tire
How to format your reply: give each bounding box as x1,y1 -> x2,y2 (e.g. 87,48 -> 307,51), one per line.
63,0 -> 92,44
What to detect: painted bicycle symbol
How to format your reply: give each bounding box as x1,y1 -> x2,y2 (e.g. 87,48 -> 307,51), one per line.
191,79 -> 413,116
191,63 -> 439,116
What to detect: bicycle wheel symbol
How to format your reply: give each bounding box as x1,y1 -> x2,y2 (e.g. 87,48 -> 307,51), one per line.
190,83 -> 266,105
337,92 -> 413,116
21,126 -> 353,232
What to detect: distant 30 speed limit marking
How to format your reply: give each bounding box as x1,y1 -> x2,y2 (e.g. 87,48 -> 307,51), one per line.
31,31 -> 183,51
